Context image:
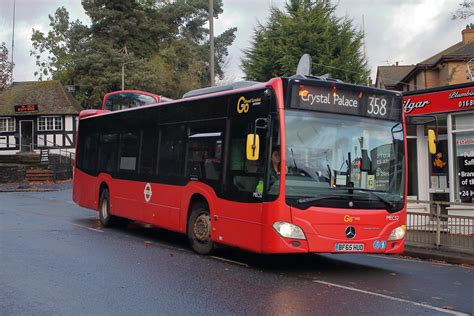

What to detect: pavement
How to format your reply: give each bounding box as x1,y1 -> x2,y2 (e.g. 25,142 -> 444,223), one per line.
0,180 -> 73,192
1,180 -> 472,266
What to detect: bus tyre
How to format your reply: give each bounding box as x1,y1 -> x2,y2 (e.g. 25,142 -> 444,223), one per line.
188,202 -> 214,255
99,188 -> 117,227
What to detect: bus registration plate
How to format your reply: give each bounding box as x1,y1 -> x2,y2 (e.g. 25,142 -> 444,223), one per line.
335,243 -> 364,252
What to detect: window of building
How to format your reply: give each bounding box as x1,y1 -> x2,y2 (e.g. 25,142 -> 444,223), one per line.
38,116 -> 63,131
0,117 -> 15,133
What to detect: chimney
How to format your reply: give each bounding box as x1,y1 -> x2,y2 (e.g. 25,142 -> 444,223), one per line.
462,26 -> 474,44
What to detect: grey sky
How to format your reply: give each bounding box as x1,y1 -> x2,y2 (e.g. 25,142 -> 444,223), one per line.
0,0 -> 469,84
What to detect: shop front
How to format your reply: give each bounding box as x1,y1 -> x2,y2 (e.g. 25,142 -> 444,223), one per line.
403,82 -> 474,215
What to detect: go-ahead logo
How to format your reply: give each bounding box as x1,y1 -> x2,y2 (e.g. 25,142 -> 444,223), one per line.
237,96 -> 262,114
344,215 -> 361,223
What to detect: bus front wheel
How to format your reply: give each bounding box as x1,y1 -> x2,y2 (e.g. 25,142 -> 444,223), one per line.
99,188 -> 117,227
187,202 -> 214,255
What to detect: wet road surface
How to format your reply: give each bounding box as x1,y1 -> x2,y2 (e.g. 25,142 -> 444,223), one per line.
1,190 -> 473,315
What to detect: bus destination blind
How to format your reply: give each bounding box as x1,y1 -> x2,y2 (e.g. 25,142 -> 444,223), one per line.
290,84 -> 401,120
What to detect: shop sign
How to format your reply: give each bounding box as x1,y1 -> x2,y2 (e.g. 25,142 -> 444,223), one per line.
456,135 -> 474,203
403,86 -> 474,116
14,104 -> 39,113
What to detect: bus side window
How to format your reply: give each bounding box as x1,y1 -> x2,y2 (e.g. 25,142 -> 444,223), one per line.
158,125 -> 186,178
139,127 -> 158,176
98,133 -> 118,174
226,122 -> 267,201
80,133 -> 99,174
119,131 -> 140,172
186,121 -> 224,184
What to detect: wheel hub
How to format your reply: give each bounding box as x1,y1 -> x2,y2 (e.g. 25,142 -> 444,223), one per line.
194,214 -> 210,242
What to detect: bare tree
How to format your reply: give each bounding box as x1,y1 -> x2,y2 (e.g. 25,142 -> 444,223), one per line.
452,0 -> 473,20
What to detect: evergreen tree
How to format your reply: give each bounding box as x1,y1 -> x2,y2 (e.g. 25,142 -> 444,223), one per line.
31,0 -> 236,107
241,0 -> 369,84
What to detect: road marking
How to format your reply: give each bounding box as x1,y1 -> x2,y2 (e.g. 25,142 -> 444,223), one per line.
86,227 -> 104,233
210,256 -> 249,268
70,223 -> 104,233
312,280 -> 469,316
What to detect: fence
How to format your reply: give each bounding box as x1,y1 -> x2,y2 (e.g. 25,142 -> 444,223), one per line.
407,200 -> 474,254
0,140 -> 76,181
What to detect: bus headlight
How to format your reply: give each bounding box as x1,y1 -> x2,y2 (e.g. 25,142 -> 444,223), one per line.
273,221 -> 306,240
388,225 -> 406,241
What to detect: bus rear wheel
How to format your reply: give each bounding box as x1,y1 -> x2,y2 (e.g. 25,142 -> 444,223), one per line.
99,188 -> 117,227
187,202 -> 214,255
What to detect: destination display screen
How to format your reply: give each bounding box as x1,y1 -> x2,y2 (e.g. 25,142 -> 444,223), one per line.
289,82 -> 402,121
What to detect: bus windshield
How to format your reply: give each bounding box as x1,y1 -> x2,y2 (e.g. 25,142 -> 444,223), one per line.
283,110 -> 404,211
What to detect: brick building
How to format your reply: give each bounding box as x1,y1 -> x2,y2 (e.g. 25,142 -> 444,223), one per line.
374,27 -> 474,213
375,27 -> 474,91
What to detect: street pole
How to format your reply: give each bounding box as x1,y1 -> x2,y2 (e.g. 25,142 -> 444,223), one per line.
121,61 -> 135,91
209,0 -> 215,87
122,63 -> 125,91
11,0 -> 16,81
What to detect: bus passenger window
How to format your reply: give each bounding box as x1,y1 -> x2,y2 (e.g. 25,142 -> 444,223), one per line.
98,133 -> 118,174
158,125 -> 186,178
139,127 -> 158,175
186,122 -> 224,183
80,133 -> 99,173
119,131 -> 140,172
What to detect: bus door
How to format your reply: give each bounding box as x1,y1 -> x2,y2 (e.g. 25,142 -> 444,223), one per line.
112,130 -> 144,220
215,92 -> 270,252
142,124 -> 187,230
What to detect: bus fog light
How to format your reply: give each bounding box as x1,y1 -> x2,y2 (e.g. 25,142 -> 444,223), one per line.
273,221 -> 306,240
388,225 -> 406,241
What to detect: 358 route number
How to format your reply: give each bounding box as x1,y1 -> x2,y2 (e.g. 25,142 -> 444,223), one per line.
368,96 -> 387,117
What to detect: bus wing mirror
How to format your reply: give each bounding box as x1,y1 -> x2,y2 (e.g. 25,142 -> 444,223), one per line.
246,134 -> 260,161
428,129 -> 437,154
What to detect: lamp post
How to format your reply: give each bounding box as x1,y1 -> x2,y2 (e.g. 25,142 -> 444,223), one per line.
121,61 -> 136,91
209,0 -> 215,86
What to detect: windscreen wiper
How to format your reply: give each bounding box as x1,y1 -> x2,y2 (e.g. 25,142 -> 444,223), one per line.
336,187 -> 396,211
297,195 -> 346,205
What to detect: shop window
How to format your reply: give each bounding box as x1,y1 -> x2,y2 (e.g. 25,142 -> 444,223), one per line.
453,114 -> 474,203
0,117 -> 15,133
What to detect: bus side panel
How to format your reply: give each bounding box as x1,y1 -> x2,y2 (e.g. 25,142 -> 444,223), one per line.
108,178 -> 143,221
213,199 -> 263,253
179,181 -> 263,253
73,168 -> 100,211
143,182 -> 183,232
